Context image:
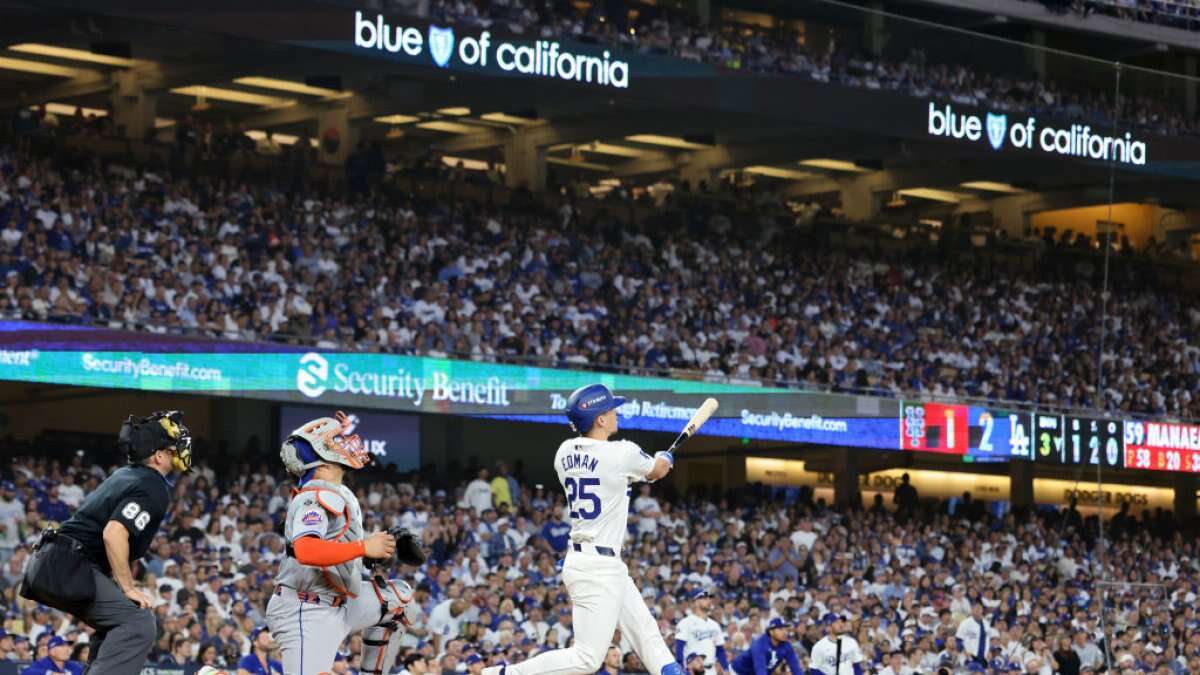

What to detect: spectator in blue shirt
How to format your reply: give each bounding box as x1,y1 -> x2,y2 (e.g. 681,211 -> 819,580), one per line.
36,485 -> 70,524
730,619 -> 802,675
21,636 -> 84,675
540,513 -> 571,553
237,626 -> 283,675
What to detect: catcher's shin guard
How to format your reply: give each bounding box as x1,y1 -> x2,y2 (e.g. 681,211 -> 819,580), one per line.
360,622 -> 404,675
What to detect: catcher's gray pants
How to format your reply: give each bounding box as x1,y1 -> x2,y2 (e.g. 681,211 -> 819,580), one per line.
266,579 -> 411,675
75,568 -> 157,675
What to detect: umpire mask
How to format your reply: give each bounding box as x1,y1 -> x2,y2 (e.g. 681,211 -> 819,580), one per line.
120,410 -> 193,473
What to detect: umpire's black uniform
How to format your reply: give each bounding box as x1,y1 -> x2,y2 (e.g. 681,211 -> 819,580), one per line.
21,411 -> 192,675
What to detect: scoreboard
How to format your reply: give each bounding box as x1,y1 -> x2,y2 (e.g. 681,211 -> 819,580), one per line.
901,401 -> 968,453
898,404 -> 1196,475
1032,413 -> 1064,463
1030,413 -> 1124,468
1064,416 -> 1123,468
1124,421 -> 1200,472
901,403 -> 1033,458
967,407 -> 1032,460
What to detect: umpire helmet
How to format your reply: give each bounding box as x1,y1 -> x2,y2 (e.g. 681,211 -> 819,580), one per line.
564,384 -> 626,434
280,411 -> 369,482
119,410 -> 193,473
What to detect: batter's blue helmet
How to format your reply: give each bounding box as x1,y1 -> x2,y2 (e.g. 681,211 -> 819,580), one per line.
565,384 -> 626,433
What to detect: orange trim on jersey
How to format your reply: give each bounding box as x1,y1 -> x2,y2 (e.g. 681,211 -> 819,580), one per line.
292,536 -> 366,567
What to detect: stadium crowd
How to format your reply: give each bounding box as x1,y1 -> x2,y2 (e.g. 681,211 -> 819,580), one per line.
0,141 -> 1197,418
1032,0 -> 1200,33
430,0 -> 1198,138
0,452 -> 1194,675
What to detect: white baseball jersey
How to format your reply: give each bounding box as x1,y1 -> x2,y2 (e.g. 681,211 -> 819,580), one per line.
553,437 -> 655,551
809,636 -> 863,675
955,617 -> 991,660
676,613 -> 725,668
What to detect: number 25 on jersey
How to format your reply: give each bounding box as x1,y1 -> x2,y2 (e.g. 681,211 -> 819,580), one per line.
564,477 -> 601,520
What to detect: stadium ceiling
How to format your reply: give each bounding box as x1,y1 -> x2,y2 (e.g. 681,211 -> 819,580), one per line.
0,0 -> 1192,212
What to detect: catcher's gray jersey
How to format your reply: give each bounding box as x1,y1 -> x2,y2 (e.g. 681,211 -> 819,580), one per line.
276,478 -> 364,597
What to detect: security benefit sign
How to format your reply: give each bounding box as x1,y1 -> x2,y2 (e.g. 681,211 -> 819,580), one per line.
926,101 -> 1148,166
352,11 -> 630,89
1124,420 -> 1200,472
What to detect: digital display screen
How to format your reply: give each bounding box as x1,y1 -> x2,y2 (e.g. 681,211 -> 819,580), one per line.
3,321 -> 1199,472
966,407 -> 1032,461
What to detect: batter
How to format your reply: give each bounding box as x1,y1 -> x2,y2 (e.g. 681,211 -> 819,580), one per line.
266,411 -> 423,675
482,384 -> 682,675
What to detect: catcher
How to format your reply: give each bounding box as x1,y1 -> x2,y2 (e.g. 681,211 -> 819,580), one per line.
265,411 -> 424,675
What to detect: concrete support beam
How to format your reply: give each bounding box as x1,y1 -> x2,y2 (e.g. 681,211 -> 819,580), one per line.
832,450 -> 861,510
1175,474 -> 1198,523
839,176 -> 877,221
1009,460 -> 1033,512
504,130 -> 546,191
865,1 -> 886,57
110,70 -> 157,140
1185,55 -> 1197,119
1028,29 -> 1047,80
316,106 -> 352,165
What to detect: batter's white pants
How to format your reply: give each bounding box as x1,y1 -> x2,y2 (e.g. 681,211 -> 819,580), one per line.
505,550 -> 675,675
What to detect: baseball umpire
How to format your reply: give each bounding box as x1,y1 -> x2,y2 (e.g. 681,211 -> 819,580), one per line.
21,410 -> 193,675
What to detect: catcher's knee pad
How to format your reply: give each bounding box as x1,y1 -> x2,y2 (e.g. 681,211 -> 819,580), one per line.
661,663 -> 684,675
370,577 -> 420,628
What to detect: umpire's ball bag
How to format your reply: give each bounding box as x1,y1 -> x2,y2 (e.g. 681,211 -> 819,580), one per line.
20,530 -> 97,608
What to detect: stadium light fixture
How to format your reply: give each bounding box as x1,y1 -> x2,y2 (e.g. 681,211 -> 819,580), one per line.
743,166 -> 812,180
373,114 -> 420,125
234,77 -> 346,98
415,120 -> 478,134
436,107 -> 471,116
38,102 -> 107,117
244,130 -> 316,147
897,188 -> 969,203
546,156 -> 612,172
0,56 -> 85,78
170,85 -> 295,108
550,142 -> 646,158
441,156 -> 492,171
799,159 -> 868,173
480,112 -> 538,125
9,43 -> 136,67
960,181 -> 1024,194
625,134 -> 711,149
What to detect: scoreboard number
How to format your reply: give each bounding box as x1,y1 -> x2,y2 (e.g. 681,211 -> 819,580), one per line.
1064,416 -> 1124,468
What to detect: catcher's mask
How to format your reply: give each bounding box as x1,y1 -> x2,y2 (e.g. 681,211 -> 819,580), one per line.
280,411 -> 369,483
119,410 -> 193,473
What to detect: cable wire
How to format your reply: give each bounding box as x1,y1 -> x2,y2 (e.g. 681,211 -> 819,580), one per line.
1092,61 -> 1121,674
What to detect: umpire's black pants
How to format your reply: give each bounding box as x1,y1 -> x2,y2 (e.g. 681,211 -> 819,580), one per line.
70,567 -> 157,675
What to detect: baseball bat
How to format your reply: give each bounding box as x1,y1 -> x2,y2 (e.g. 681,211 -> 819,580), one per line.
665,398 -> 719,454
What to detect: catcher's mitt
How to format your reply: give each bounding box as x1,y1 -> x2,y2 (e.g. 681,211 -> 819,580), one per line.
390,527 -> 426,566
